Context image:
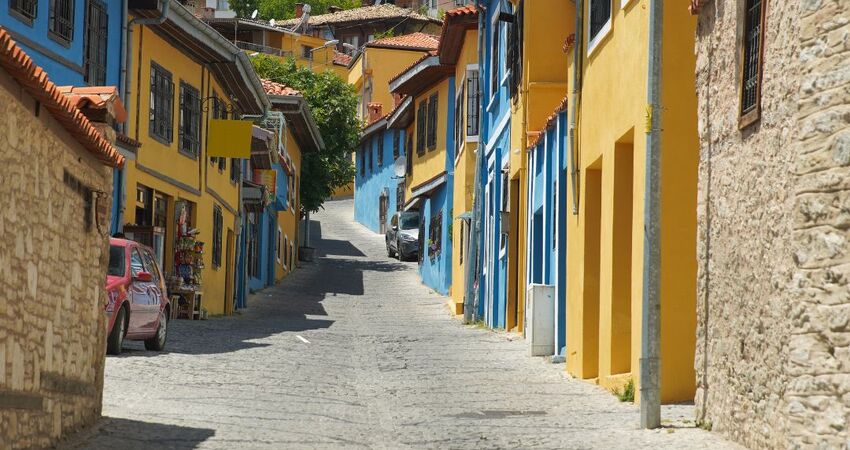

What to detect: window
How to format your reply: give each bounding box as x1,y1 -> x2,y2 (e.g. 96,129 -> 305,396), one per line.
141,250 -> 162,284
154,194 -> 167,228
500,170 -> 509,253
212,205 -> 223,268
360,145 -> 366,176
130,249 -> 145,277
507,1 -> 523,99
416,101 -> 427,155
49,0 -> 75,44
149,63 -> 174,143
283,236 -> 289,269
83,0 -> 108,85
588,0 -> 612,50
11,0 -> 38,24
467,69 -> 480,136
276,228 -> 282,262
455,82 -> 465,152
740,0 -> 765,127
302,45 -> 313,60
377,135 -> 384,167
393,130 -> 400,160
396,182 -> 405,210
179,82 -> 201,157
108,245 -> 126,277
427,93 -> 438,151
211,94 -> 228,171
230,158 -> 240,183
459,221 -> 465,264
406,133 -> 414,175
428,210 -> 443,259
366,143 -> 372,174
490,14 -> 500,100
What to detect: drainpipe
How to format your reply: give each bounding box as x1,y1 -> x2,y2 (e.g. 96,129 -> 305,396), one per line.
121,0 -> 170,133
463,0 -> 485,324
567,0 -> 583,216
640,0 -> 663,430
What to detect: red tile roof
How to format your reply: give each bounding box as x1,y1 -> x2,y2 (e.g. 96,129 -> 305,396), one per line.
0,29 -> 124,168
445,4 -> 477,18
278,4 -> 440,28
366,32 -> 440,51
57,85 -> 128,123
437,5 -> 478,65
389,50 -> 437,85
333,51 -> 353,66
528,95 -> 570,150
261,79 -> 300,97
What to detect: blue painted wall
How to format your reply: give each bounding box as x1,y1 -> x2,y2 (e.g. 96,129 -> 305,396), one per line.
354,129 -> 406,233
0,0 -> 124,87
477,0 -> 513,329
419,186 -> 452,295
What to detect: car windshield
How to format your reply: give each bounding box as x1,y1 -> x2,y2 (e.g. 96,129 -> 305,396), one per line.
108,245 -> 125,277
400,213 -> 419,230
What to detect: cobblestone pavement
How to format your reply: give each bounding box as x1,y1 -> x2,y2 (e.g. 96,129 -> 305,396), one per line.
65,199 -> 741,450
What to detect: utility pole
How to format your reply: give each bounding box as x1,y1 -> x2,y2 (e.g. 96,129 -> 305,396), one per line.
640,0 -> 663,430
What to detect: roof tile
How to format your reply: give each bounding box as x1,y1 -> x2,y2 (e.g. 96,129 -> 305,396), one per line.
0,28 -> 124,168
278,4 -> 440,27
261,79 -> 300,97
366,32 -> 440,51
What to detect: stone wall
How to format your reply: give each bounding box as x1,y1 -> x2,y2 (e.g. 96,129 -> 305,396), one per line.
788,0 -> 850,447
693,0 -> 800,448
0,70 -> 113,447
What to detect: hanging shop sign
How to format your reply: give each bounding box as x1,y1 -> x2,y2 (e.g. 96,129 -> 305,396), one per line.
207,119 -> 253,158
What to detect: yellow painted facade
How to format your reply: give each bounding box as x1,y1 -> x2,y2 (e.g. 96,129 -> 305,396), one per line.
265,31 -> 347,78
406,80 -> 450,201
124,23 -> 247,316
276,129 -> 303,281
563,0 -> 698,403
449,29 -> 479,315
349,46 -> 432,122
507,0 -> 573,332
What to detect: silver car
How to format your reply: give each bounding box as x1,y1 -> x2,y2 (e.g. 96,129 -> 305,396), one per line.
386,211 -> 420,261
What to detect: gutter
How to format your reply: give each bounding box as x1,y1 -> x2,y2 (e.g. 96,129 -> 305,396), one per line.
272,95 -> 326,152
567,0 -> 582,215
121,0 -> 169,133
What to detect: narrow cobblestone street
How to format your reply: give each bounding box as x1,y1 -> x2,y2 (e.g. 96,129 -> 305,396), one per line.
66,200 -> 738,449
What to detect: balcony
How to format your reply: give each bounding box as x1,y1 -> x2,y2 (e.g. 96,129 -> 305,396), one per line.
235,41 -> 293,58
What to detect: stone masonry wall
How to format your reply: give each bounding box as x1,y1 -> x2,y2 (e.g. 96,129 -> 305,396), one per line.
693,0 -> 800,448
0,70 -> 113,447
788,0 -> 850,447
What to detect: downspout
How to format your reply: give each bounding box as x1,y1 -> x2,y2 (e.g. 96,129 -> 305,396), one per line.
464,0 -> 485,324
121,0 -> 170,132
567,0 -> 582,215
640,0 -> 663,430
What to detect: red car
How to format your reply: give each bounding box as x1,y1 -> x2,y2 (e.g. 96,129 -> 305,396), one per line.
105,238 -> 170,355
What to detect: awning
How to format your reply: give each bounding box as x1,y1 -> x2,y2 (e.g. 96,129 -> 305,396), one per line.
403,172 -> 447,211
241,180 -> 267,212
251,126 -> 276,169
455,211 -> 472,221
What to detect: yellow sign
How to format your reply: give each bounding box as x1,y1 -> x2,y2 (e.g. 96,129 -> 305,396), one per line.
207,120 -> 252,158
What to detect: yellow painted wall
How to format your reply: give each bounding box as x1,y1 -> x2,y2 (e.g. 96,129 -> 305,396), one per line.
564,0 -> 698,403
406,79 -> 450,200
450,29 -> 479,315
259,31 -> 347,78
363,47 -> 430,118
277,129 -> 303,281
124,22 -> 243,316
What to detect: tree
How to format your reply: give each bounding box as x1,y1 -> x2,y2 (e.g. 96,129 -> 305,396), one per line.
251,55 -> 358,214
228,0 -> 258,18
257,0 -> 361,20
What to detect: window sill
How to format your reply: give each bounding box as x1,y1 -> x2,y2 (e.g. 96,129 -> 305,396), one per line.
48,31 -> 72,48
149,132 -> 172,147
9,10 -> 34,26
738,107 -> 761,130
466,135 -> 479,143
178,149 -> 199,160
621,0 -> 637,9
587,19 -> 612,57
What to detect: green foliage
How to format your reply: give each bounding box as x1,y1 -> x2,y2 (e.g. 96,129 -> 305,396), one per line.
257,0 -> 361,20
615,379 -> 635,403
373,29 -> 395,40
251,55 -> 358,213
228,0 -> 258,18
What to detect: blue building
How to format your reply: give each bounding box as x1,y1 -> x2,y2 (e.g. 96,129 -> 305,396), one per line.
354,119 -> 406,235
1,0 -> 128,234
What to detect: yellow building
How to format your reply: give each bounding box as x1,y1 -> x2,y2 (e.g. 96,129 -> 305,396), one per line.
562,0 -> 699,402
122,2 -> 269,316
204,17 -> 351,79
259,80 -> 325,281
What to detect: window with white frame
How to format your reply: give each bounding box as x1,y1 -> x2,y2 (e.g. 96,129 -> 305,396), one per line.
489,9 -> 501,101
466,67 -> 480,137
588,0 -> 612,53
277,227 -> 282,262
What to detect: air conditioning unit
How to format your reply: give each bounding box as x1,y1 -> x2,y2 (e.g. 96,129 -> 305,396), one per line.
525,284 -> 555,357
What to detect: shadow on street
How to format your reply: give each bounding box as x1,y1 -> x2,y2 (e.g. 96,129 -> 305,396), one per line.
61,417 -> 215,450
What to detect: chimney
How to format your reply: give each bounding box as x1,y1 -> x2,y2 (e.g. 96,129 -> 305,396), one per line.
327,5 -> 342,13
368,103 -> 383,123
58,86 -> 127,145
392,93 -> 403,108
295,3 -> 304,18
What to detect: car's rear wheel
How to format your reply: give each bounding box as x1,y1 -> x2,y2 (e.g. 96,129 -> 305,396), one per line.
398,240 -> 406,261
145,309 -> 168,351
106,306 -> 126,355
387,241 -> 394,257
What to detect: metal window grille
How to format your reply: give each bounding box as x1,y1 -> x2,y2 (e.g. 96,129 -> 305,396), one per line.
416,102 -> 427,155
360,146 -> 366,176
741,0 -> 763,115
393,130 -> 400,160
230,158 -> 239,182
10,0 -> 38,23
83,0 -> 107,85
589,0 -> 611,42
212,206 -> 223,268
366,143 -> 372,174
428,210 -> 442,258
49,0 -> 75,43
490,21 -> 499,99
455,84 -> 464,150
378,135 -> 384,167
396,182 -> 405,211
467,70 -> 479,136
179,82 -> 201,156
508,1 -> 524,99
427,93 -> 438,150
406,134 -> 414,174
149,63 -> 174,142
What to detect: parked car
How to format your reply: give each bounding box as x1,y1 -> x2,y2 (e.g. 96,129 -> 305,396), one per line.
105,238 -> 170,355
386,211 -> 420,261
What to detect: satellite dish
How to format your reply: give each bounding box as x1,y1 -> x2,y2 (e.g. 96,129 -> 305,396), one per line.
269,18 -> 277,27
394,156 -> 406,178
303,4 -> 312,14
251,9 -> 258,19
